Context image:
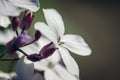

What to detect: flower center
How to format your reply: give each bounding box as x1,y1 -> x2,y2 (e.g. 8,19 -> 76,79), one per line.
58,37 -> 64,45
48,62 -> 54,69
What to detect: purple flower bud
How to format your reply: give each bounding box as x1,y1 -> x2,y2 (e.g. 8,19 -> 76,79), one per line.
20,11 -> 27,28
20,11 -> 34,31
40,42 -> 56,59
27,54 -> 42,62
25,12 -> 34,30
35,30 -> 41,41
12,17 -> 20,31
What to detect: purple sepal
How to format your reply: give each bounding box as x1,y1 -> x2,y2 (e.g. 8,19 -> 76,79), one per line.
11,52 -> 19,58
6,32 -> 32,55
40,42 -> 56,59
20,11 -> 34,31
27,54 -> 42,62
6,37 -> 17,54
16,32 -> 32,47
12,17 -> 20,31
34,30 -> 41,41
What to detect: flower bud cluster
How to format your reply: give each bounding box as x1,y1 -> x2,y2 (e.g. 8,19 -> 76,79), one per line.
6,11 -> 56,61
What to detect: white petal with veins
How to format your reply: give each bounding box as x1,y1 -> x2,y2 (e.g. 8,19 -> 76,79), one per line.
35,22 -> 58,44
61,34 -> 91,56
59,47 -> 79,77
9,0 -> 40,12
0,0 -> 22,16
45,69 -> 62,80
43,9 -> 65,38
54,64 -> 79,80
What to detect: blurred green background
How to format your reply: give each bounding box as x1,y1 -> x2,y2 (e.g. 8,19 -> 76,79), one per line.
0,0 -> 120,80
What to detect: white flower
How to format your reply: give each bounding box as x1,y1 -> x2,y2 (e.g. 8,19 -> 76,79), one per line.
0,29 -> 15,45
35,9 -> 92,77
16,51 -> 79,80
0,29 -> 79,80
0,0 -> 40,28
0,71 -> 16,80
0,15 -> 11,28
0,0 -> 40,16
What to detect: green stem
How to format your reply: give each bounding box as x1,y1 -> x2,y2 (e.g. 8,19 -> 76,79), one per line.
18,49 -> 28,56
0,58 -> 19,61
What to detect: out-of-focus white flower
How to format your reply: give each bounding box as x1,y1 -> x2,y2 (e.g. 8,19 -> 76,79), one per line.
0,15 -> 11,28
0,0 -> 40,28
16,51 -> 79,80
0,0 -> 40,16
35,9 -> 92,77
0,29 -> 15,45
0,71 -> 16,80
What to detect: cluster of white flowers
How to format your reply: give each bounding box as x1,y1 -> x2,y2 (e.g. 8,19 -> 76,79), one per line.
0,0 -> 91,80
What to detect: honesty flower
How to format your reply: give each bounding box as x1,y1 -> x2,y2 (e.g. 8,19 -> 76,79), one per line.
35,9 -> 92,77
0,0 -> 40,28
16,51 -> 79,80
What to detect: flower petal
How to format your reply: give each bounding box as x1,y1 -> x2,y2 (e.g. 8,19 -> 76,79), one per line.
61,34 -> 91,56
59,47 -> 79,77
0,29 -> 15,45
43,9 -> 65,38
32,73 -> 44,80
34,60 -> 49,71
16,56 -> 34,80
0,15 -> 10,28
0,71 -> 11,79
34,51 -> 60,71
54,64 -> 79,80
35,22 -> 58,44
0,0 -> 22,16
45,69 -> 62,80
9,0 -> 40,12
18,43 -> 40,57
46,50 -> 61,64
37,35 -> 51,49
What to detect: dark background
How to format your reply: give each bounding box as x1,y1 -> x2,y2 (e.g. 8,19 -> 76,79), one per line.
56,0 -> 120,80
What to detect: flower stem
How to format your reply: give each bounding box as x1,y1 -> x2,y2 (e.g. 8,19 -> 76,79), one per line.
18,49 -> 28,56
22,39 -> 36,47
0,58 -> 19,61
16,30 -> 19,36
